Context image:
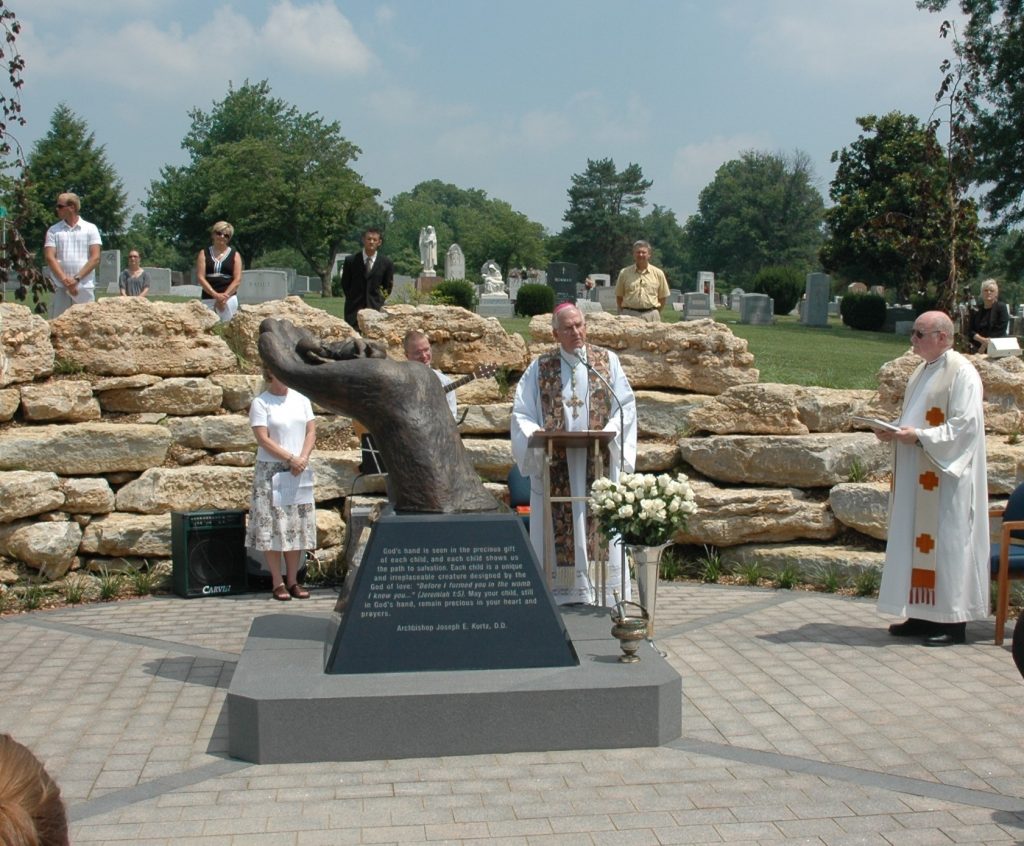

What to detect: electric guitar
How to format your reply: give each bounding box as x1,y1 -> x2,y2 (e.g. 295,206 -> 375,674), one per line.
352,363 -> 500,437
442,363 -> 499,394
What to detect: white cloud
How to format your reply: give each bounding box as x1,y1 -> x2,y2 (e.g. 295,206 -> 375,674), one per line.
669,133 -> 770,212
261,1 -> 374,74
718,0 -> 962,82
22,1 -> 372,95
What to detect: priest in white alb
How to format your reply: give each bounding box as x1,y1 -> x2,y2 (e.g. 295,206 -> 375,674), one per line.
873,310 -> 989,646
511,303 -> 637,605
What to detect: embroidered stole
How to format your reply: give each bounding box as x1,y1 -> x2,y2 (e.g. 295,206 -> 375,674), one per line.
900,351 -> 962,607
537,345 -> 612,586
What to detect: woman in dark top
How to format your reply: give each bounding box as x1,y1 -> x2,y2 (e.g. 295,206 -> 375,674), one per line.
196,220 -> 243,322
968,278 -> 1010,352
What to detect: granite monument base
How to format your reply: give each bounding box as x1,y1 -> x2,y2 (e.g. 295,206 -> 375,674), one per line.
476,294 -> 514,318
227,606 -> 682,763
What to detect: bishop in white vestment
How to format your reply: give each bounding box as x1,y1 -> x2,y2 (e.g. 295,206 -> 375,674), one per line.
511,304 -> 637,605
874,311 -> 989,646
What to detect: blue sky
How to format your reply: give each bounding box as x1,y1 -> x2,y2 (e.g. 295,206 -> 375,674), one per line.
16,1 -> 964,234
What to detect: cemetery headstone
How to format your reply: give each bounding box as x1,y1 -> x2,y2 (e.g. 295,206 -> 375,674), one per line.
682,292 -> 712,321
801,272 -> 830,327
739,293 -> 774,325
696,271 -> 715,302
99,250 -> 120,294
143,267 -> 172,295
884,305 -> 915,333
546,262 -> 578,306
595,287 -> 618,312
729,288 -> 745,311
238,269 -> 289,304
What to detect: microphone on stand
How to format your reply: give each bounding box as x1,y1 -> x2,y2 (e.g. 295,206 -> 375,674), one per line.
574,350 -> 630,605
574,351 -> 626,474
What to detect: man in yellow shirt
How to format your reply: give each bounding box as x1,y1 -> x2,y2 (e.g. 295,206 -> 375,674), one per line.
614,240 -> 669,323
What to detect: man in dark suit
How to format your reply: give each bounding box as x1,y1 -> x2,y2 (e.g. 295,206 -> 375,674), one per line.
340,228 -> 394,329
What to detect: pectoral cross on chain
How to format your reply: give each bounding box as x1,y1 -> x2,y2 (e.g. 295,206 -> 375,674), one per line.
566,392 -> 584,420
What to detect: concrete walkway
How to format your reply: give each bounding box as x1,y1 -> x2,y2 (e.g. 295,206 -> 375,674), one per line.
1,582 -> 1023,845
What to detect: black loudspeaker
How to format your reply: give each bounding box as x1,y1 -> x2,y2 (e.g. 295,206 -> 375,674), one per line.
171,510 -> 248,598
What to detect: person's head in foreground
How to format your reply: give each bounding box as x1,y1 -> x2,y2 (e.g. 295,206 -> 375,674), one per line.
0,734 -> 69,846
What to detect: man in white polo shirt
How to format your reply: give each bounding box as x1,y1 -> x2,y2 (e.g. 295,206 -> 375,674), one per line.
43,192 -> 102,318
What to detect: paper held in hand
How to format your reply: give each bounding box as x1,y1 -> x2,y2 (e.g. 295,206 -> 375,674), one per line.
850,415 -> 900,433
272,468 -> 314,506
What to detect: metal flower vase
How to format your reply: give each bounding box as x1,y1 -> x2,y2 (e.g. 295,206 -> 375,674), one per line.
627,542 -> 670,638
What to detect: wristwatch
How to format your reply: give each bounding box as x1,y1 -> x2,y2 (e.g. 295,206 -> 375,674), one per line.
73,274 -> 80,283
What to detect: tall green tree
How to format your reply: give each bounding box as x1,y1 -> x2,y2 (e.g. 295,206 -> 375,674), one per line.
640,205 -> 690,288
820,112 -> 983,301
0,0 -> 48,310
146,80 -> 378,289
918,0 -> 1024,263
118,213 -> 189,271
559,158 -> 651,277
388,179 -> 547,279
24,103 -> 128,247
685,150 -> 824,290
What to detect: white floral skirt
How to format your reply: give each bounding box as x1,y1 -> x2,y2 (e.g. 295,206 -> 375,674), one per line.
244,461 -> 317,552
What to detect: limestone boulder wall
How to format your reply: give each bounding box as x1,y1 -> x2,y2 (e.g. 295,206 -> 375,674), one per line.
0,471 -> 65,523
0,423 -> 171,474
527,313 -> 757,394
79,513 -> 173,558
49,298 -> 236,376
0,304 -> 53,387
19,381 -> 101,423
678,433 -> 889,487
721,543 -> 884,579
828,482 -> 890,540
876,350 -> 1024,434
115,466 -> 254,513
686,383 -> 876,435
96,377 -> 224,416
0,519 -> 82,579
674,481 -> 837,547
225,297 -> 357,365
361,304 -> 531,374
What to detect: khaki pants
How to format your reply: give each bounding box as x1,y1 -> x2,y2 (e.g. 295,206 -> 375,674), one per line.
619,307 -> 661,324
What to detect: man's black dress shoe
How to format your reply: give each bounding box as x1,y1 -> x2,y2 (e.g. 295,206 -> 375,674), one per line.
922,622 -> 966,647
888,618 -> 936,637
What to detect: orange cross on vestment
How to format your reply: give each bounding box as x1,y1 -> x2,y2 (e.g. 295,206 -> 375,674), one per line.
916,533 -> 935,554
925,406 -> 945,426
918,470 -> 939,491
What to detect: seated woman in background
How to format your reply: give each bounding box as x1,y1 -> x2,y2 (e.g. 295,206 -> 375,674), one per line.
196,221 -> 243,322
118,249 -> 150,297
968,278 -> 1010,352
0,734 -> 69,846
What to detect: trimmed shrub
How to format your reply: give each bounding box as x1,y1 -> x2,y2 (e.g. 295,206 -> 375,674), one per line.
429,279 -> 478,310
515,283 -> 554,317
910,291 -> 940,315
752,266 -> 804,315
840,292 -> 887,331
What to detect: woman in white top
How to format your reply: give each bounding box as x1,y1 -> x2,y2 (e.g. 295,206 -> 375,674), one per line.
245,369 -> 316,600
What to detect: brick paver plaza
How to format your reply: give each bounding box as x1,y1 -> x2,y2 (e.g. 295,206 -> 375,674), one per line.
1,583 -> 1022,844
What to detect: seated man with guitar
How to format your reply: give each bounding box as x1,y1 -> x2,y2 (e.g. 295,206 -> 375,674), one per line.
358,330 -> 496,474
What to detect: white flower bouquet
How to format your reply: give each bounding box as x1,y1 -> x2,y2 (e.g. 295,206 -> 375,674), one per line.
589,472 -> 697,547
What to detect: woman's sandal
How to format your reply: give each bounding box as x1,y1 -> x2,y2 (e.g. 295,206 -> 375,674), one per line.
272,583 -> 291,602
287,583 -> 310,599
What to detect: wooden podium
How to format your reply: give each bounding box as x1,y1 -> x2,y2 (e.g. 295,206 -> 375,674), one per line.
527,430 -> 618,606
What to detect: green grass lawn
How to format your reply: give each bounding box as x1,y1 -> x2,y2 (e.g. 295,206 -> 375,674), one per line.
723,314 -> 909,389
20,290 -> 909,391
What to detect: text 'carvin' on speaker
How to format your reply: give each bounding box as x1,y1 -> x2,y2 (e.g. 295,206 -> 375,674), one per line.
171,510 -> 248,598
